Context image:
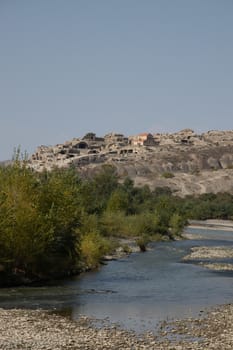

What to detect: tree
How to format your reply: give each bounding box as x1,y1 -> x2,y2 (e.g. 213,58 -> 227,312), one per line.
169,213 -> 185,237
0,163 -> 82,282
79,165 -> 118,214
106,188 -> 129,213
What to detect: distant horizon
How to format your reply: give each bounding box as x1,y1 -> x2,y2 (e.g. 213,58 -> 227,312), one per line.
2,126 -> 233,161
1,1 -> 233,160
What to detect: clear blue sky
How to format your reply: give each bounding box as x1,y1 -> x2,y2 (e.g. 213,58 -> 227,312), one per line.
1,0 -> 233,160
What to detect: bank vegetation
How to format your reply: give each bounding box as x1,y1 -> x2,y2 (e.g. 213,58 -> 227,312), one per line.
0,154 -> 233,286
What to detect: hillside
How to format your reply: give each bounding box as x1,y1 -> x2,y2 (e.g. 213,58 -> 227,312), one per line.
28,129 -> 233,197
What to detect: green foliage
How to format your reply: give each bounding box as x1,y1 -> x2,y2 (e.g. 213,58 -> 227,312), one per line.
100,210 -> 129,236
152,187 -> 172,196
181,192 -> 233,220
100,210 -> 165,238
78,165 -> 118,214
0,163 -> 81,282
0,163 -> 42,271
106,188 -> 130,213
80,232 -> 113,269
132,212 -> 160,235
2,152 -> 233,287
154,195 -> 176,231
80,213 -> 100,235
169,213 -> 186,237
121,244 -> 132,254
161,172 -> 175,179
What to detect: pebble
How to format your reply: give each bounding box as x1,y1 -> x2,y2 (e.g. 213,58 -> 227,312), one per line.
0,304 -> 233,349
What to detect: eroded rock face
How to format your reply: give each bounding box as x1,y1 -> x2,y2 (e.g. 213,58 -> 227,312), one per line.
28,129 -> 233,196
219,153 -> 233,169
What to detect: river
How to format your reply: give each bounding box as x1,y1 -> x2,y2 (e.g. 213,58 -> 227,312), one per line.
0,227 -> 233,332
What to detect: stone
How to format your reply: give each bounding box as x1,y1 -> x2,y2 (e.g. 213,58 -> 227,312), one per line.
26,130 -> 233,197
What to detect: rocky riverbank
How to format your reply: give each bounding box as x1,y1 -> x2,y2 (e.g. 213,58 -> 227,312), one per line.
183,219 -> 233,271
183,246 -> 233,260
187,219 -> 233,231
1,304 -> 233,349
182,246 -> 233,271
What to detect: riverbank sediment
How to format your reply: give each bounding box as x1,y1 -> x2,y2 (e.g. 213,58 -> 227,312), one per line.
188,219 -> 233,231
1,220 -> 233,349
183,220 -> 233,271
1,304 -> 233,349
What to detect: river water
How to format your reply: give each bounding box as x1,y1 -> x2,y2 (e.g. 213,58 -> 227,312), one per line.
0,227 -> 233,332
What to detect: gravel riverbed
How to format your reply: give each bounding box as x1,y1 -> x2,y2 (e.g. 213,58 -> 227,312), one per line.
182,246 -> 233,271
1,304 -> 233,349
183,246 -> 233,260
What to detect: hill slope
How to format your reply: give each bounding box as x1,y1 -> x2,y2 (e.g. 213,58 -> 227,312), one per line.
28,129 -> 233,196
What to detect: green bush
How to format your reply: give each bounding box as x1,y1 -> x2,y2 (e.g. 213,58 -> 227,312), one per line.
80,232 -> 113,269
0,163 -> 81,281
161,172 -> 175,179
169,213 -> 186,237
4,152 -> 233,286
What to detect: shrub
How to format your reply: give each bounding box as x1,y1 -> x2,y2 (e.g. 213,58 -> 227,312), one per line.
0,163 -> 81,280
161,172 -> 175,179
169,213 -> 186,237
80,232 -> 113,269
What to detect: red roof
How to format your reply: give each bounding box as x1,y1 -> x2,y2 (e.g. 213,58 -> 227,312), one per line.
138,133 -> 149,136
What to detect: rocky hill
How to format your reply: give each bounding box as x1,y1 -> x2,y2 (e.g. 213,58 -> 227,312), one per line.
28,129 -> 233,197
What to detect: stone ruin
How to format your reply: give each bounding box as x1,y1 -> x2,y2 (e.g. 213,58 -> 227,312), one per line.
28,129 -> 233,172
